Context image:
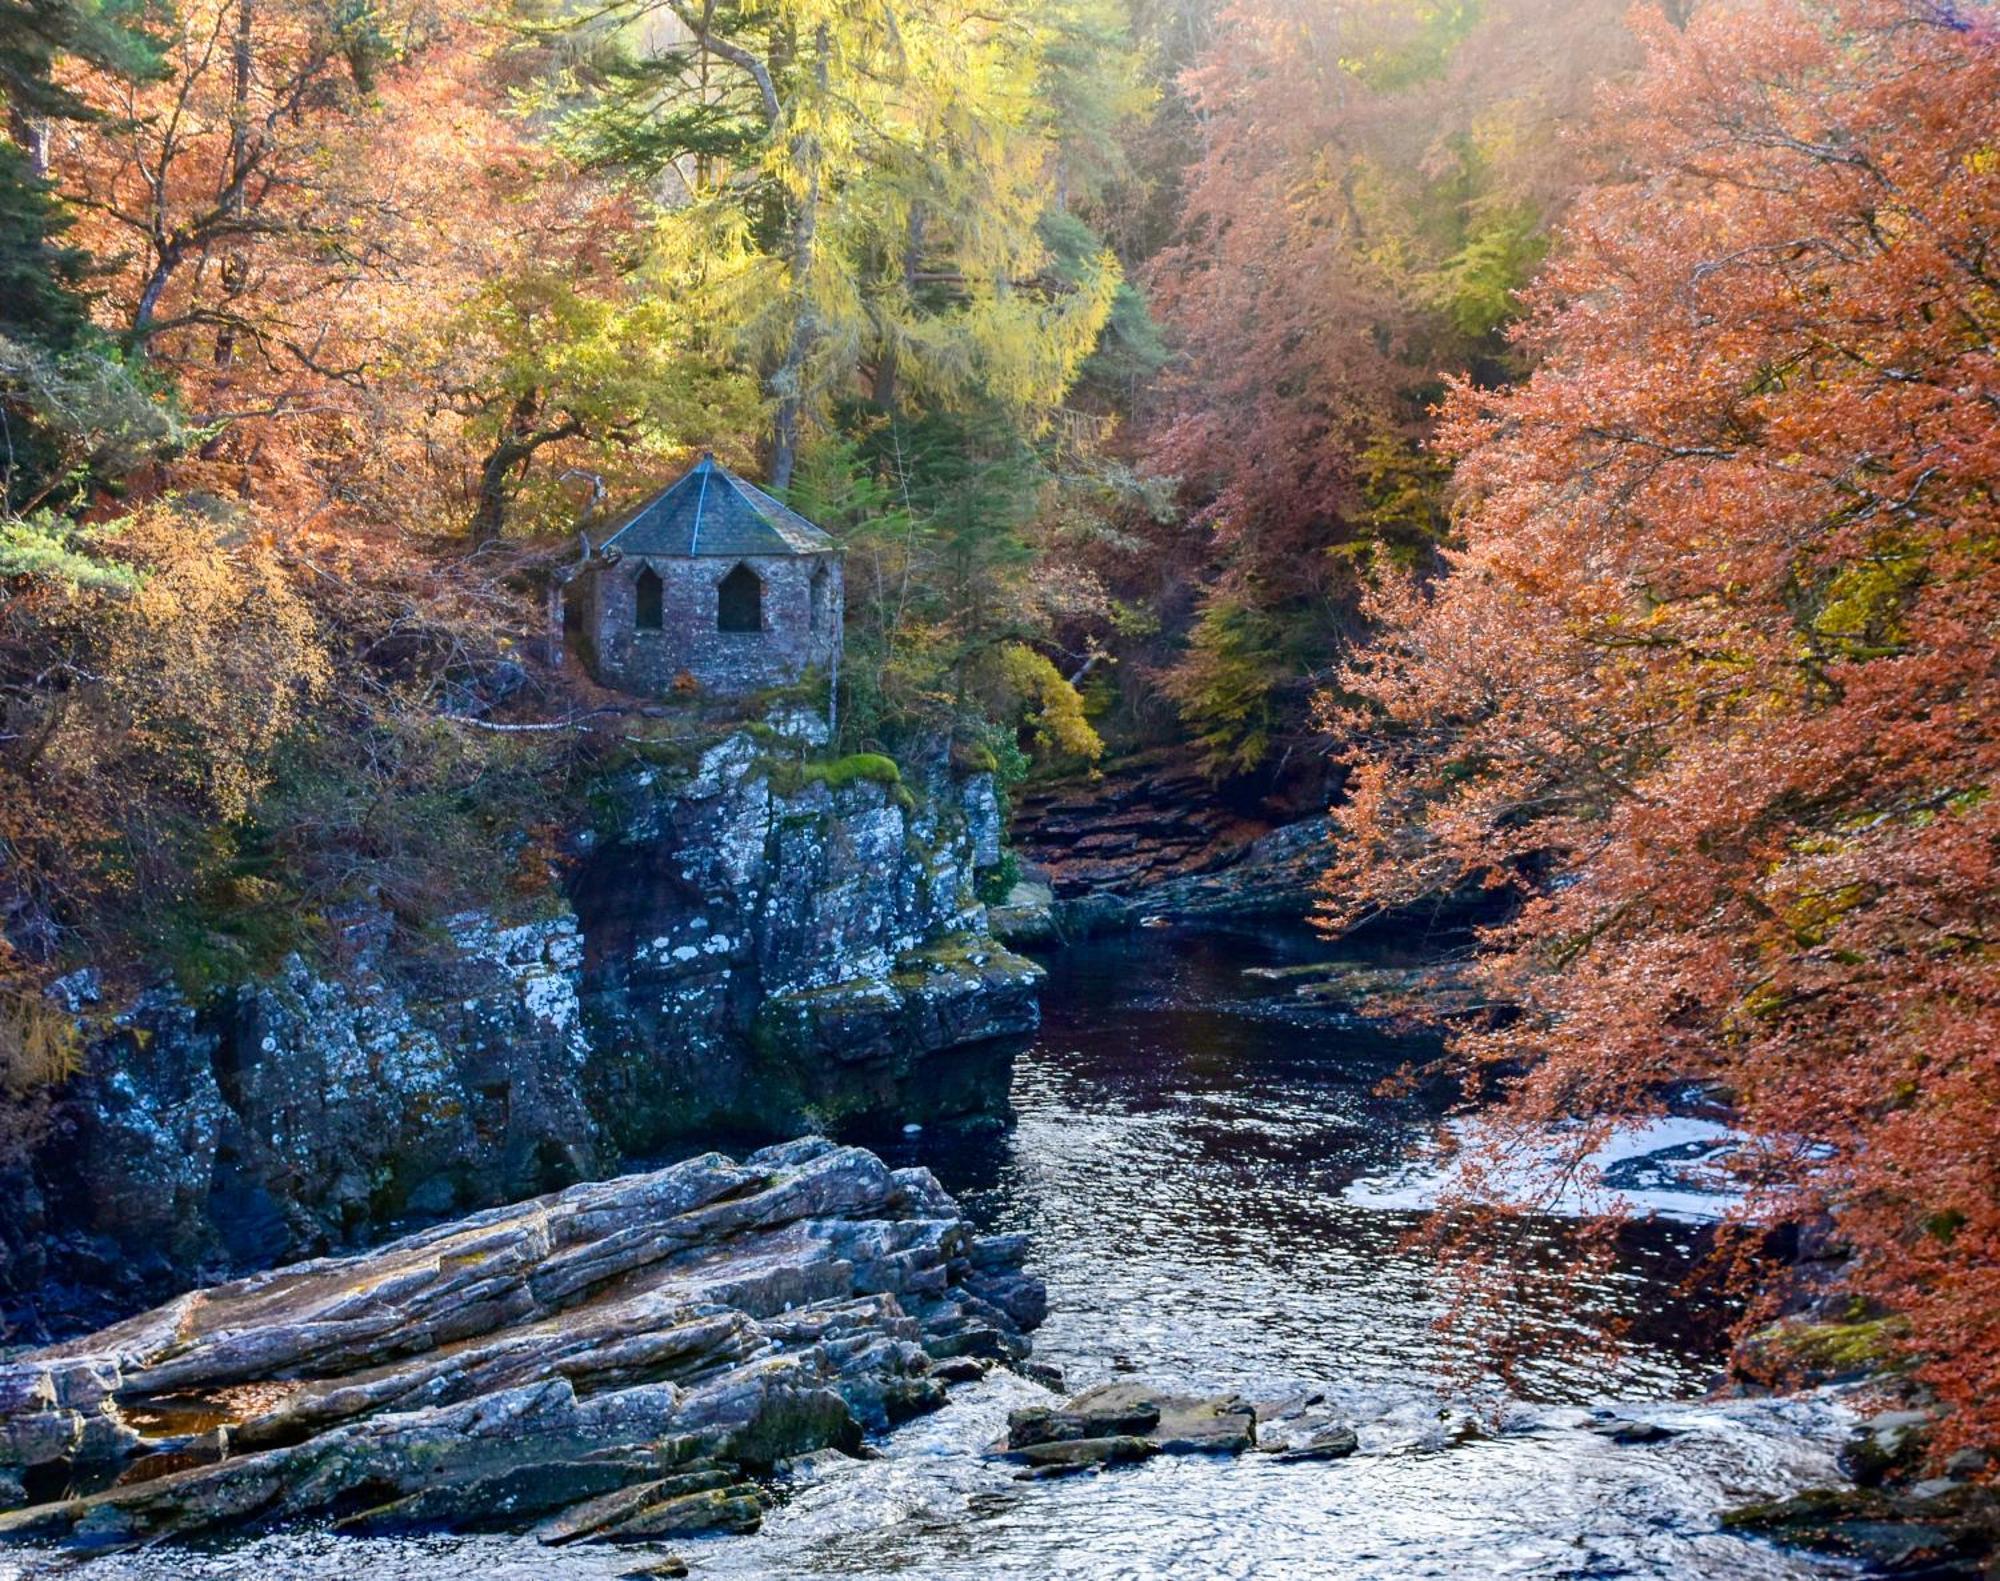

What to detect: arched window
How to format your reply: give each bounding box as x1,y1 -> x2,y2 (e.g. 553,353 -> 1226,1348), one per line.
809,564 -> 830,632
717,563 -> 763,633
634,565 -> 664,631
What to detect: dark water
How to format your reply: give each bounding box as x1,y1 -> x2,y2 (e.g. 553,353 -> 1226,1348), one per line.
892,926 -> 1739,1404
7,926 -> 1859,1581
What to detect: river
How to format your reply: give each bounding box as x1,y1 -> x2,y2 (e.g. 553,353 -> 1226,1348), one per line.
8,924 -> 1862,1581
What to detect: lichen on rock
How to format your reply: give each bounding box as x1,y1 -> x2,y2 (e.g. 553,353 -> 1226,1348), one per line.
2,729 -> 1040,1315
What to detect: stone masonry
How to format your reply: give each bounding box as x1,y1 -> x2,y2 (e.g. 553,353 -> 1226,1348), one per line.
573,453 -> 843,699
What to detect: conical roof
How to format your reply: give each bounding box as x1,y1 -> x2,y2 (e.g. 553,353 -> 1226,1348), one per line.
599,452 -> 834,558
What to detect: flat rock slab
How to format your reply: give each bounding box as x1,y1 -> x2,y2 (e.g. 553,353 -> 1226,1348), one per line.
1268,1425 -> 1359,1461
0,1137 -> 1042,1553
998,1381 -> 1258,1468
1009,1434 -> 1161,1472
1585,1417 -> 1678,1446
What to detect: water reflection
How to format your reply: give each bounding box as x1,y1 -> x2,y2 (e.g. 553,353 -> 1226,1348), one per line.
881,925 -> 1737,1403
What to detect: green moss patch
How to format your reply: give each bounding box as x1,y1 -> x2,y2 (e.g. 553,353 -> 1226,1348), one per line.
1748,1314 -> 1913,1382
765,753 -> 912,807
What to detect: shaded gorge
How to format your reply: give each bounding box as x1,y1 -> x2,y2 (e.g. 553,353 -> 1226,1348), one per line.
18,925 -> 1862,1580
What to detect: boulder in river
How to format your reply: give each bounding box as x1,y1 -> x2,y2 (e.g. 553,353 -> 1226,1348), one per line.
1722,1481 -> 2000,1575
1241,957 -> 1494,1021
995,1381 -> 1259,1475
0,1137 -> 1042,1552
1584,1414 -> 1679,1446
1252,1391 -> 1361,1460
1269,1424 -> 1360,1461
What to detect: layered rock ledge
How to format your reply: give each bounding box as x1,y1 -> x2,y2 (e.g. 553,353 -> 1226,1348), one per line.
0,1137 -> 1044,1551
995,1382 -> 1258,1479
989,1381 -> 1360,1481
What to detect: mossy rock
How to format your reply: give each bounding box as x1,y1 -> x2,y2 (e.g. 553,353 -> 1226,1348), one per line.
951,740 -> 1000,775
764,753 -> 913,809
1745,1315 -> 1913,1384
1721,1481 -> 1997,1572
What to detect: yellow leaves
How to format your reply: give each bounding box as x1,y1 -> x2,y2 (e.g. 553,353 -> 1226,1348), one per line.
0,982 -> 82,1167
940,244 -> 1121,425
0,986 -> 83,1101
48,504 -> 331,827
617,0 -> 1132,449
1809,536 -> 1927,659
1781,880 -> 1869,950
987,642 -> 1103,763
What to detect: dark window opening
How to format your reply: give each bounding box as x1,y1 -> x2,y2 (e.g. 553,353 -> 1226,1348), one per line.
809,565 -> 830,633
634,566 -> 664,631
718,563 -> 763,633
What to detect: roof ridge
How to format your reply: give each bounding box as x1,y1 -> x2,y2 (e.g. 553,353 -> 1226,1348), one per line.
713,466 -> 760,517
729,473 -> 787,513
596,454 -> 832,559
689,458 -> 712,553
730,474 -> 826,533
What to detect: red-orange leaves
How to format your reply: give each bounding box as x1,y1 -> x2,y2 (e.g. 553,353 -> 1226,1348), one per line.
1325,0 -> 2000,1455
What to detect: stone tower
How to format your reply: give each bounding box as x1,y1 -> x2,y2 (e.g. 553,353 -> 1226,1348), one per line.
571,452 -> 843,698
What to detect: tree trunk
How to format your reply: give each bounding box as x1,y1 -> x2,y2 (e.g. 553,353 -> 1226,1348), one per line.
473,449 -> 525,537
768,163 -> 817,491
214,0 -> 255,369
869,205 -> 924,412
132,253 -> 179,346
472,393 -> 585,536
767,22 -> 830,493
8,110 -> 50,179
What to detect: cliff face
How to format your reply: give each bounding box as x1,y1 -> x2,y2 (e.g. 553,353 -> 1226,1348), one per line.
2,731 -> 1041,1324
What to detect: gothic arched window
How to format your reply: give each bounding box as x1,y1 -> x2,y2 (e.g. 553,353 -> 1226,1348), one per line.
634,565 -> 664,631
717,563 -> 763,633
809,564 -> 830,632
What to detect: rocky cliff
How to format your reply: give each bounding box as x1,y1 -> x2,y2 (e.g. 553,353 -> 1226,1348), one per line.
999,753 -> 1333,943
1,729 -> 1042,1327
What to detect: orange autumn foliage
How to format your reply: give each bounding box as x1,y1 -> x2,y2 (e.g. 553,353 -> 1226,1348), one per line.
49,0 -> 624,531
1138,0 -> 1643,772
1148,0 -> 1639,567
1323,0 -> 2000,1453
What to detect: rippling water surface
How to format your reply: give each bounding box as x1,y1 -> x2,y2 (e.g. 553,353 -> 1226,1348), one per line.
7,925 -> 1863,1581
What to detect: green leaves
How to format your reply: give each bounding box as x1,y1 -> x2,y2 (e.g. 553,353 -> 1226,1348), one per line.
1163,590 -> 1328,779
1427,200 -> 1546,342
547,0 -> 1141,464
0,0 -> 165,125
0,331 -> 187,511
0,0 -> 174,507
0,509 -> 138,590
449,258 -> 762,533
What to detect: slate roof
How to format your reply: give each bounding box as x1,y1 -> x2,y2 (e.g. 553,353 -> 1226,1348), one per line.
599,452 -> 835,558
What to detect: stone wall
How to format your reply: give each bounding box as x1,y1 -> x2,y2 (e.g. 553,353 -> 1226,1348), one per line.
578,552 -> 842,697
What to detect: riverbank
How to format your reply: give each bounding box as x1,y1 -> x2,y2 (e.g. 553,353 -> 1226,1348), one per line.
1008,763 -> 1999,1576
5,924 -> 1970,1579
